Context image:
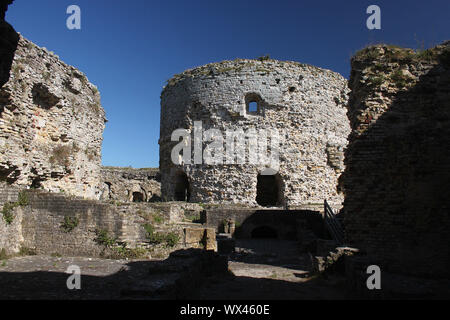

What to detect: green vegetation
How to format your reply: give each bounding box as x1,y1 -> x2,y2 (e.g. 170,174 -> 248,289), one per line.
93,229 -> 148,259
415,48 -> 437,62
257,55 -> 270,61
153,213 -> 164,224
2,202 -> 16,225
94,229 -> 117,248
108,243 -> 147,260
390,69 -> 410,88
143,224 -> 180,247
2,191 -> 29,225
61,216 -> 79,233
17,191 -> 29,206
369,75 -> 385,87
0,248 -> 7,260
355,43 -> 449,67
165,232 -> 180,247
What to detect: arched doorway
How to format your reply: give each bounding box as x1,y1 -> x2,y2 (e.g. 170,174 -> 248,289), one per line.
256,173 -> 282,206
174,172 -> 190,201
251,226 -> 278,239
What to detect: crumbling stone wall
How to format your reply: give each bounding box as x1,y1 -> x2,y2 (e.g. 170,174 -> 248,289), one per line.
0,184 -> 199,257
160,59 -> 350,208
343,42 -> 450,277
100,167 -> 161,202
0,35 -> 106,199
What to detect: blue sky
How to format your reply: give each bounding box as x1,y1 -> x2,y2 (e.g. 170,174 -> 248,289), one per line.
6,0 -> 450,168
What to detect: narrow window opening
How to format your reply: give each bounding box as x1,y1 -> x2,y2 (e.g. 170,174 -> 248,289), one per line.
248,101 -> 258,113
245,93 -> 263,115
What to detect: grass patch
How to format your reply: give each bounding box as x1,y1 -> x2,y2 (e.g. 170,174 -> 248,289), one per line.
152,213 -> 164,224
0,248 -> 7,260
109,244 -> 148,260
257,55 -> 270,61
165,232 -> 180,247
2,202 -> 16,225
61,216 -> 79,233
390,69 -> 410,88
143,224 -> 180,247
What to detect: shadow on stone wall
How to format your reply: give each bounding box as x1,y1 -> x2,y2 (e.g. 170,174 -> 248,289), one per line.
342,44 -> 450,278
0,1 -> 18,88
235,210 -> 326,241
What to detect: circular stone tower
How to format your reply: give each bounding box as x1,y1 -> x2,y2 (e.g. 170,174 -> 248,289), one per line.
160,59 -> 350,208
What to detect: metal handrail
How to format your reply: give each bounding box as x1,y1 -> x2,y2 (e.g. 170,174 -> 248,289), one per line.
324,200 -> 344,245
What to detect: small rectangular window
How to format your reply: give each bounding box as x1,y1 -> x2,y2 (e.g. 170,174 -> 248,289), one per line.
248,101 -> 258,113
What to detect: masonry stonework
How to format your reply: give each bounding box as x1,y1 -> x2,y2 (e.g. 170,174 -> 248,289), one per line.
100,167 -> 161,202
343,42 -> 450,277
0,35 -> 106,199
160,59 -> 350,208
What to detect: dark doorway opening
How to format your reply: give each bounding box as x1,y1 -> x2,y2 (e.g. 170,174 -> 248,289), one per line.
251,226 -> 278,239
256,174 -> 281,206
132,192 -> 144,202
174,172 -> 190,201
30,177 -> 42,189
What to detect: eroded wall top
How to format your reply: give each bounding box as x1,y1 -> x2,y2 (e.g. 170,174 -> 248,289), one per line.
0,35 -> 106,199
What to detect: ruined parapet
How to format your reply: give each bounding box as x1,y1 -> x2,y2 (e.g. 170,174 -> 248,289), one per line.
0,35 -> 106,199
100,166 -> 161,202
343,42 -> 450,277
0,1 -> 14,21
160,59 -> 350,207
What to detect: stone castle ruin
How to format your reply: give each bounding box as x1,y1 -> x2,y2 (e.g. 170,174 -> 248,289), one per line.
99,166 -> 161,202
1,0 -> 449,298
0,35 -> 106,199
160,59 -> 350,208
